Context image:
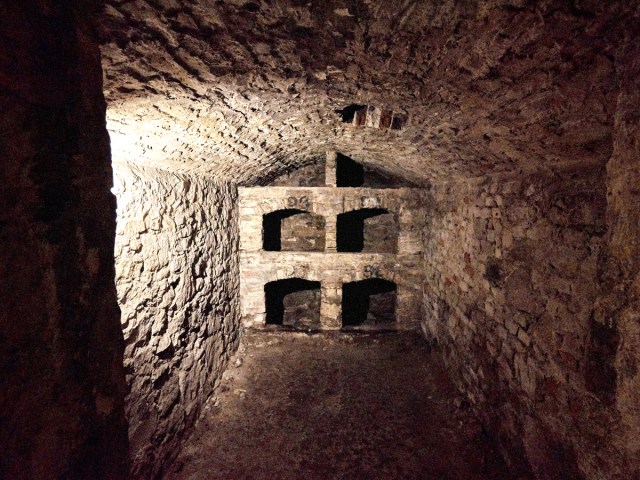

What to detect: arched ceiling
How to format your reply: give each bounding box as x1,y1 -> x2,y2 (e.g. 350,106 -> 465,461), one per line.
100,0 -> 627,185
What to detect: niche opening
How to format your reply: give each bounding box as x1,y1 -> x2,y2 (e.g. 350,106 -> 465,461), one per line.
336,153 -> 364,187
263,209 -> 325,251
342,278 -> 396,329
337,208 -> 397,253
265,278 -> 321,328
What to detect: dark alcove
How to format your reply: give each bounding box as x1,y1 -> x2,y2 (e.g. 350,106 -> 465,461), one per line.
336,153 -> 365,187
337,208 -> 397,253
265,278 -> 322,328
342,278 -> 397,328
263,209 -> 325,252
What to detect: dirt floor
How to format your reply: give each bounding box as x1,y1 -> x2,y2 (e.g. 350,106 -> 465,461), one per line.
163,330 -> 514,480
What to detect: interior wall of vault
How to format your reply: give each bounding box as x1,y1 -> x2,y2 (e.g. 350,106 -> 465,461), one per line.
112,162 -> 241,478
1,1 -> 639,479
420,162 -> 640,478
0,3 -> 130,479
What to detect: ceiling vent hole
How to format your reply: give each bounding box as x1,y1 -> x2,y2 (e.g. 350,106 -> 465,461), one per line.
338,104 -> 367,123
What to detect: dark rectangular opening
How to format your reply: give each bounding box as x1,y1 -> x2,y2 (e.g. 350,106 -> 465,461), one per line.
263,209 -> 325,252
337,208 -> 397,253
336,153 -> 364,187
265,278 -> 322,328
342,278 -> 396,329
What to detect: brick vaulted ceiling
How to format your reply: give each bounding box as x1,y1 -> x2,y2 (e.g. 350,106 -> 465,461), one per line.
100,0 -> 628,185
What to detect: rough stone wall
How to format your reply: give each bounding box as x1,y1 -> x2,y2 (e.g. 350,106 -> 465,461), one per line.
112,162 -> 240,479
281,213 -> 326,252
419,8 -> 640,477
268,161 -> 325,187
363,213 -> 398,253
0,3 -> 129,479
595,10 -> 640,477
421,166 -> 629,478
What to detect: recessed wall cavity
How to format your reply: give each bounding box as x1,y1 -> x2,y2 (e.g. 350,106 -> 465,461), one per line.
342,279 -> 397,328
337,208 -> 397,253
336,153 -> 364,187
331,153 -> 410,189
240,152 -> 425,331
112,162 -> 240,478
263,209 -> 326,252
265,278 -> 321,328
338,104 -> 367,123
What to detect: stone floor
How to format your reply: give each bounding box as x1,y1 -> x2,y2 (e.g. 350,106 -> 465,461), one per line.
163,331 -> 515,480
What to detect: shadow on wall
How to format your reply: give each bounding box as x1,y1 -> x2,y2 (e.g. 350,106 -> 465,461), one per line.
337,208 -> 397,253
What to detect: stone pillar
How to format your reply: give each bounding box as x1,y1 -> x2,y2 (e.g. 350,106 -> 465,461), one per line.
239,266 -> 267,328
320,282 -> 342,329
325,215 -> 337,252
238,189 -> 264,252
395,289 -> 420,330
326,150 -> 337,187
239,216 -> 263,252
397,208 -> 423,255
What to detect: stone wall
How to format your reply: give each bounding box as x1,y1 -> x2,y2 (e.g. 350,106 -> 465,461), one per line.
281,212 -> 326,252
0,3 -> 129,479
421,166 -> 635,477
113,162 -> 240,478
420,10 -> 640,477
242,252 -> 422,330
240,185 -> 424,330
596,12 -> 640,477
268,161 -> 326,187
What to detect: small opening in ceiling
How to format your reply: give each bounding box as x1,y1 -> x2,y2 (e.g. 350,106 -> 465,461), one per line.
391,113 -> 408,130
337,104 -> 367,123
379,109 -> 393,129
243,2 -> 260,12
485,259 -> 502,288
